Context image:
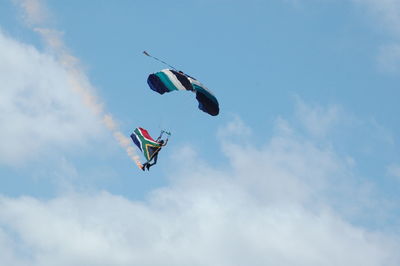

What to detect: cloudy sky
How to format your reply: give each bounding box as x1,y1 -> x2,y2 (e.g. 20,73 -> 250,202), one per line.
0,0 -> 400,265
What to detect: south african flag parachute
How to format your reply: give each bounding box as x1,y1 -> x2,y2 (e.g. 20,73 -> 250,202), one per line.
130,127 -> 162,161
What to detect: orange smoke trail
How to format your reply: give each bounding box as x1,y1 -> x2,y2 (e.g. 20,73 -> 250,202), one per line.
16,0 -> 140,165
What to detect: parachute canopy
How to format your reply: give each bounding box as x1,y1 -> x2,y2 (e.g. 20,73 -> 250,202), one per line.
147,69 -> 219,116
130,127 -> 162,161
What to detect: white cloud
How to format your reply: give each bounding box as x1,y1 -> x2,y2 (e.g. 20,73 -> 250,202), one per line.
353,0 -> 400,36
13,0 -> 50,26
2,0 -> 139,168
217,115 -> 252,138
378,43 -> 400,72
387,163 -> 400,180
0,30 -> 104,165
294,99 -> 343,138
285,0 -> 400,72
350,0 -> 400,71
0,115 -> 399,266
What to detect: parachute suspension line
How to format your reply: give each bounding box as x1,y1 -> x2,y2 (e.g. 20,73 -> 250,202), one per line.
161,130 -> 171,136
156,129 -> 171,141
143,51 -> 179,71
156,130 -> 163,140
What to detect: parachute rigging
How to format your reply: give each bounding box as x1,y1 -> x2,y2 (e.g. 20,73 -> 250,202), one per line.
143,51 -> 179,71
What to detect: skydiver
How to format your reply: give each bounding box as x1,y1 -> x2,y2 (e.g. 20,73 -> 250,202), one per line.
141,138 -> 168,171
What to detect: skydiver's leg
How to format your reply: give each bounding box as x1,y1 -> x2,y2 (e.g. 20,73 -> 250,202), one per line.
146,154 -> 158,170
141,162 -> 147,171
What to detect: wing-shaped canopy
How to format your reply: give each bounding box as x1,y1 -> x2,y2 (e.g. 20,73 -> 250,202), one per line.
131,127 -> 162,161
147,69 -> 219,116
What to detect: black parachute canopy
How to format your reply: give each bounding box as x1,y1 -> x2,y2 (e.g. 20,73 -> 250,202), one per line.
147,69 -> 219,116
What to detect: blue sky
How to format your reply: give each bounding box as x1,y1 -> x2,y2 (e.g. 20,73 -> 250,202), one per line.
1,0 -> 400,265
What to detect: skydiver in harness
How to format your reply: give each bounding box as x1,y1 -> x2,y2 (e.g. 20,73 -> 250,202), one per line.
141,132 -> 169,171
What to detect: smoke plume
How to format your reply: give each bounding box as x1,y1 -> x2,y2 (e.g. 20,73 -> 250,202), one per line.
14,0 -> 140,166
